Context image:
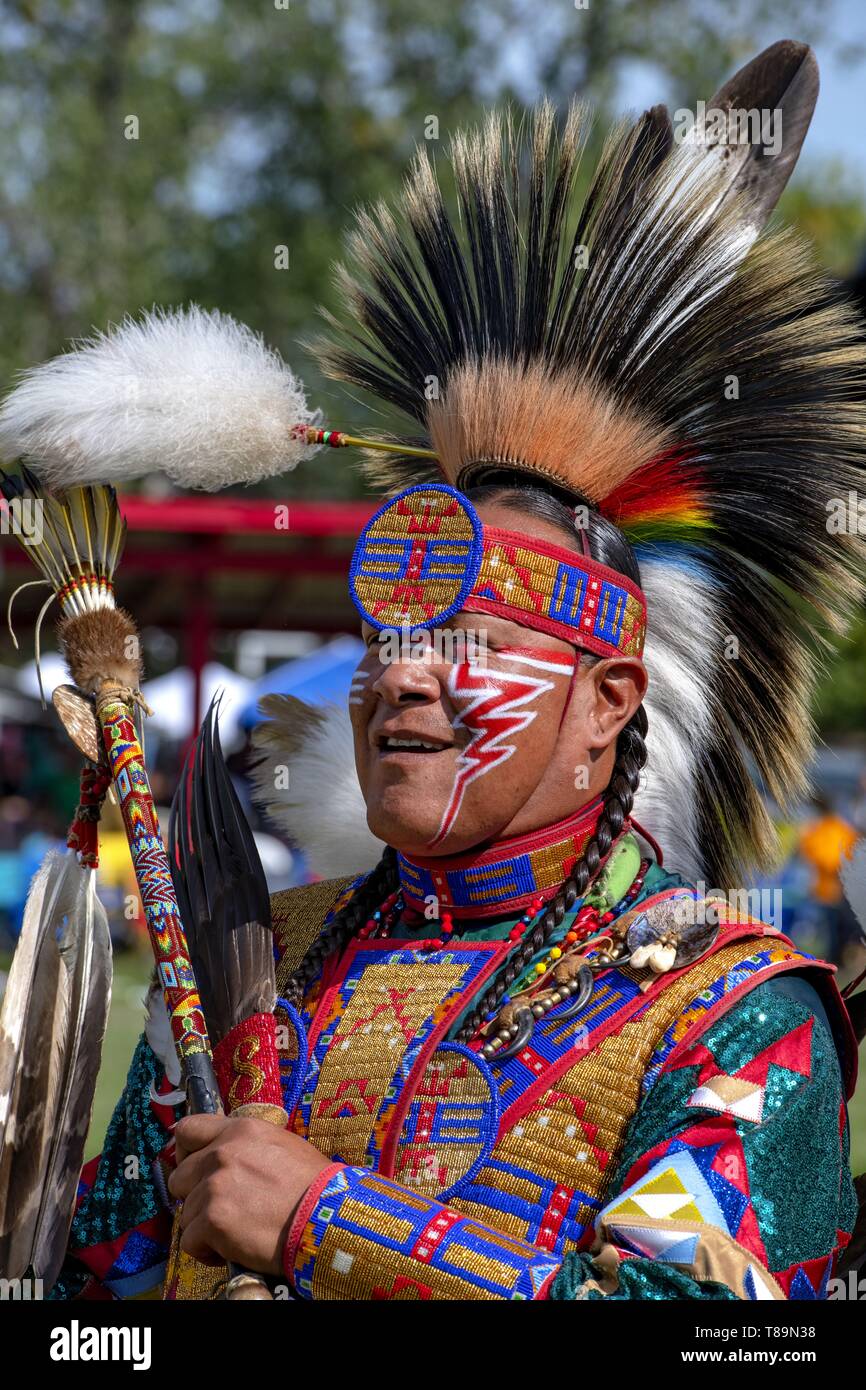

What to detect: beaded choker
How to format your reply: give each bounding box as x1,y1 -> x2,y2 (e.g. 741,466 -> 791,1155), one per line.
396,798 -> 610,920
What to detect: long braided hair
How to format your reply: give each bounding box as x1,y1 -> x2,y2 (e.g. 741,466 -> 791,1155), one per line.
284,847 -> 399,1006
284,480 -> 649,1031
454,714 -> 646,1042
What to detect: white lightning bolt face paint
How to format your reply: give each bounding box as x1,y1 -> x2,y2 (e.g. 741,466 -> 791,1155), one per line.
430,648 -> 575,848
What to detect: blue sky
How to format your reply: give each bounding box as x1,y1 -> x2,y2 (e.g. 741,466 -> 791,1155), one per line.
615,0 -> 866,195
806,6 -> 866,192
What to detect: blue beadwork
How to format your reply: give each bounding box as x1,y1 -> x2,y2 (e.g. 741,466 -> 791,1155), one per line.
349,483 -> 484,632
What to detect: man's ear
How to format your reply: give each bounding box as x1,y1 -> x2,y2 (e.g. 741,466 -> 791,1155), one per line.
585,657 -> 647,750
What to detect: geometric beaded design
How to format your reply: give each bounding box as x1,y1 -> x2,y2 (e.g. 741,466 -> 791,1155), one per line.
288,928 -> 828,1301
640,942 -> 820,1096
163,881 -> 834,1302
350,483 -> 483,631
448,935 -> 820,1257
467,530 -> 646,658
292,1166 -> 559,1300
390,1043 -> 501,1199
291,938 -> 509,1169
396,800 -> 601,918
350,483 -> 647,657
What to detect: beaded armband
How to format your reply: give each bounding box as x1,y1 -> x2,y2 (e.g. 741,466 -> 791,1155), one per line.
213,1011 -> 285,1116
285,1165 -> 560,1300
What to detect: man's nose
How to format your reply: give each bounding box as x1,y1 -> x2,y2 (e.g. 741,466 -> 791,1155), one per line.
371,649 -> 444,706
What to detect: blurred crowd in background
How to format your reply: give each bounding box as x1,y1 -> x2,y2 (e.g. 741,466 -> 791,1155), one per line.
0,682 -> 301,956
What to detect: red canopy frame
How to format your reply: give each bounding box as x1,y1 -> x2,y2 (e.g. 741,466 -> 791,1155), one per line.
2,492 -> 376,740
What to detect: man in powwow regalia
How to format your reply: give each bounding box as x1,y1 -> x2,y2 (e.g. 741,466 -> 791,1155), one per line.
32,40 -> 866,1300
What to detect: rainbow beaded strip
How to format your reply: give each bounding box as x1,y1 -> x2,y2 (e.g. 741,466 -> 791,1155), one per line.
350,483 -> 646,658
100,698 -> 210,1062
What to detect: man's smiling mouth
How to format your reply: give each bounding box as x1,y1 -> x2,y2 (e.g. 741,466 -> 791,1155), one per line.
381,737 -> 443,751
373,728 -> 454,756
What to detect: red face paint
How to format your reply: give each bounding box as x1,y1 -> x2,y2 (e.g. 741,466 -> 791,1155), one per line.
430,651 -> 574,847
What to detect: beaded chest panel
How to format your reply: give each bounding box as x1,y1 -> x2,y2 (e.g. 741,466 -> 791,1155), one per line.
272,883 -> 818,1263
165,883 -> 825,1299
289,937 -> 509,1167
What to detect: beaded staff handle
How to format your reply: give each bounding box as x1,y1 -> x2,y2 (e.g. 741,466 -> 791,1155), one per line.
97,688 -> 215,1079
2,478 -> 275,1299
94,685 -> 273,1302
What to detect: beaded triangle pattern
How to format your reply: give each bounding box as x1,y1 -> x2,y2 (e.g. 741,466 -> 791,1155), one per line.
291,938 -> 508,1168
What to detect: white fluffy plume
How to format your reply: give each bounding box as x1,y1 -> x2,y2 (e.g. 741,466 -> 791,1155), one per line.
0,306 -> 321,490
634,555 -> 719,885
250,699 -> 382,879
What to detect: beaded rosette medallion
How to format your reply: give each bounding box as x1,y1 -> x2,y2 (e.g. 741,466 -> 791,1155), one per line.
350,482 -> 646,659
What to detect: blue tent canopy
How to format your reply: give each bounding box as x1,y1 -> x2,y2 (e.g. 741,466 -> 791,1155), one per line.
238,635 -> 366,729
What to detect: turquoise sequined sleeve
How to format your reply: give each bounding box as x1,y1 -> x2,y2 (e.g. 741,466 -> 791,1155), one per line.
551,974 -> 856,1301
48,1033 -> 182,1300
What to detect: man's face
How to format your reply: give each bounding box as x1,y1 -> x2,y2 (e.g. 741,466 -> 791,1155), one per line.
349,501 -> 646,858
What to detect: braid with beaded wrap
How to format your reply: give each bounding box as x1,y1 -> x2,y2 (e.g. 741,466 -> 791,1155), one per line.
283,847 -> 399,1006
455,709 -> 648,1044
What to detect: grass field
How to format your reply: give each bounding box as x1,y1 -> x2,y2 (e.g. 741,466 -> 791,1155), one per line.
87,948 -> 156,1159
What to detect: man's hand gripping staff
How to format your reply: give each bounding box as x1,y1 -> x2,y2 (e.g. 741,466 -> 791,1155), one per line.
0,471 -> 283,1299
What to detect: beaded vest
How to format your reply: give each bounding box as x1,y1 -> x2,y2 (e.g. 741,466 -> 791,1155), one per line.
163,870 -> 841,1300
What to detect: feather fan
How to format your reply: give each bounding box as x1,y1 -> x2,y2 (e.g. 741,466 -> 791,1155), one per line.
0,850 -> 111,1288
169,698 -> 274,1044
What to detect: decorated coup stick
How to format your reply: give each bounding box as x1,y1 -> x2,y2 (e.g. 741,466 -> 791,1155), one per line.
0,472 -> 214,1092
0,306 -> 441,1297
0,470 -> 272,1300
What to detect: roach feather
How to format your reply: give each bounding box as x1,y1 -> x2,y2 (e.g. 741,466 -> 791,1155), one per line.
706,39 -> 819,232
0,306 -> 321,490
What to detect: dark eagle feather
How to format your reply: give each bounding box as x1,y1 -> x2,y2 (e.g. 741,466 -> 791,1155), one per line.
168,698 -> 274,1045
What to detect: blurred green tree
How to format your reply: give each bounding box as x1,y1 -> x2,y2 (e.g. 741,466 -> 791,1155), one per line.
0,1 -> 855,463
0,0 -> 864,727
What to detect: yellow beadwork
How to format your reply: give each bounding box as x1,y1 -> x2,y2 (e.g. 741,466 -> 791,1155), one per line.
449,937 -> 798,1247
164,873 -> 802,1300
293,958 -> 467,1163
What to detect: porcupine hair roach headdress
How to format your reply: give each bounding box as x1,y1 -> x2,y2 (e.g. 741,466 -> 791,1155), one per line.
310,40 -> 866,889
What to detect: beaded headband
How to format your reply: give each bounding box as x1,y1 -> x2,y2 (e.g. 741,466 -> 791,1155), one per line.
349,483 -> 647,659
